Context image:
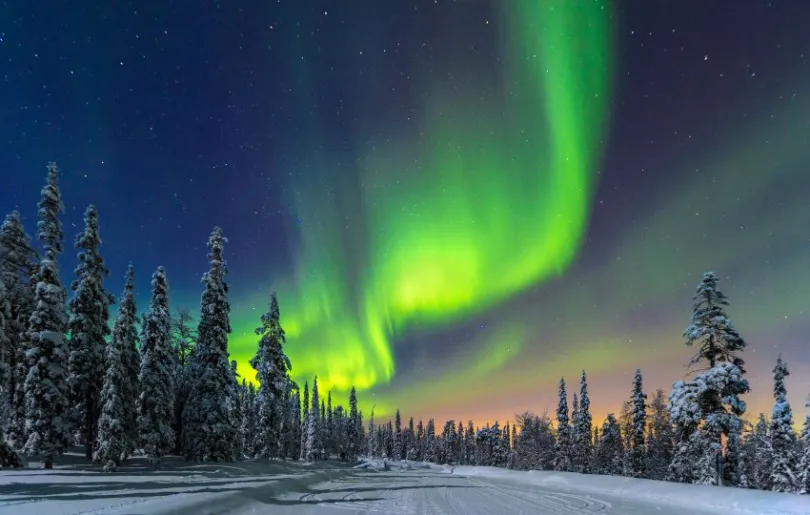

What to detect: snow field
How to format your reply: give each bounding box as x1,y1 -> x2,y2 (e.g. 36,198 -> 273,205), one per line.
0,455 -> 807,514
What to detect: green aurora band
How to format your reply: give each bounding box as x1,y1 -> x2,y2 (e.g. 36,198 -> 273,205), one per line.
230,1 -> 615,412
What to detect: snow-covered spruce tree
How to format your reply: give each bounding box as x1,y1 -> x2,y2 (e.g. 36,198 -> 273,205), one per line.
571,393 -> 579,466
0,278 -> 11,411
724,417 -> 747,487
424,418 -> 437,462
768,355 -> 798,492
325,391 -> 333,457
0,210 -> 38,448
554,377 -> 572,471
594,414 -> 624,475
346,386 -> 359,462
22,162 -> 71,469
94,308 -> 128,471
366,406 -> 377,457
667,363 -> 749,484
405,416 -> 416,461
239,381 -> 256,458
170,308 -> 195,454
249,291 -> 290,459
629,368 -> 647,477
183,227 -> 238,462
799,399 -> 810,494
439,419 -> 455,465
684,272 -> 747,371
394,409 -> 402,461
137,267 -> 175,469
745,414 -> 772,490
112,265 -> 140,456
508,422 -> 517,469
514,411 -> 538,470
300,381 -> 309,460
676,271 -> 749,485
304,376 -> 321,461
0,279 -> 22,468
320,399 -> 326,458
67,205 -> 114,459
645,389 -> 673,480
574,370 -> 592,473
385,420 -> 394,459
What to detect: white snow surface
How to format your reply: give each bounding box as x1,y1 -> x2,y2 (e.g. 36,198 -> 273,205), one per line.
0,453 -> 807,514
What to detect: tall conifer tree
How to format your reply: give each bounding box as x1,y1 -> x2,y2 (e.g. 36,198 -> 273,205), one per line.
137,267 -> 175,469
0,211 -> 38,449
554,377 -> 571,471
629,368 -> 647,477
575,370 -> 592,472
109,265 -> 139,456
769,355 -> 798,492
250,291 -> 290,459
22,163 -> 71,469
183,227 -> 238,461
95,311 -> 128,471
67,205 -> 114,459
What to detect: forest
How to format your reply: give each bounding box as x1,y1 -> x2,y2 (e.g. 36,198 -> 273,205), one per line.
0,164 -> 808,497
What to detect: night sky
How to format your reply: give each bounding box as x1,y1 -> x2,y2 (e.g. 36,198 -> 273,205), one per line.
2,0 -> 809,425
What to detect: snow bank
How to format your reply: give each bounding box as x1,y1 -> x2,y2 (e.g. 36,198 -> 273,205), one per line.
453,466 -> 809,515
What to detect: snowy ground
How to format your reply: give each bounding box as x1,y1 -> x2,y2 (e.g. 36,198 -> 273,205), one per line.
0,453 -> 807,514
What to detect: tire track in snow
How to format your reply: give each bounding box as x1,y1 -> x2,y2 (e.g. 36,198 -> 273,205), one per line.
461,474 -> 618,515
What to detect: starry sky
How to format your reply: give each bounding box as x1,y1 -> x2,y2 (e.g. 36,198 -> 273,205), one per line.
2,0 -> 809,426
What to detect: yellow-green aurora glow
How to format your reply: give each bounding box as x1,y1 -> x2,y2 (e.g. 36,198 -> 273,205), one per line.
229,1 -> 614,414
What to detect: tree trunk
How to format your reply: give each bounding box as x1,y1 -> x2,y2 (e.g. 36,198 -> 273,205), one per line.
44,455 -> 53,469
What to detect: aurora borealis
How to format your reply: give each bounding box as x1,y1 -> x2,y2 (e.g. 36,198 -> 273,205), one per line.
2,1 -> 809,425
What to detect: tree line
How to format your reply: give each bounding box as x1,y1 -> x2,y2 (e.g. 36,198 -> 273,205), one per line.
0,163 -> 808,498
0,163 -> 363,470
361,272 -> 810,494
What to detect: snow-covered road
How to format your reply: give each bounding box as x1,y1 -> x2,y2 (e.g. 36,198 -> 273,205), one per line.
168,467 -> 711,515
0,457 -> 806,514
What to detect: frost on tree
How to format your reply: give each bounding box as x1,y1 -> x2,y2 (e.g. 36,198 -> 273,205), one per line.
112,265 -> 140,456
593,413 -> 623,475
67,205 -> 114,460
0,278 -> 11,410
683,272 -> 747,372
514,410 -> 556,471
304,376 -> 321,461
22,162 -> 72,470
554,377 -> 572,471
667,362 -> 748,485
799,397 -> 810,494
0,279 -> 22,468
672,271 -> 749,486
768,355 -> 798,492
107,265 -> 139,458
646,389 -> 674,480
739,414 -> 772,490
300,380 -> 309,460
183,227 -> 238,462
0,210 -> 38,449
629,368 -> 647,477
94,311 -> 128,472
345,386 -> 360,462
574,370 -> 592,473
249,291 -> 291,460
137,267 -> 175,469
394,409 -> 403,461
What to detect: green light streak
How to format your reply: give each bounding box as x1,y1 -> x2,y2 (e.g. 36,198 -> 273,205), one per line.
230,1 -> 614,409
